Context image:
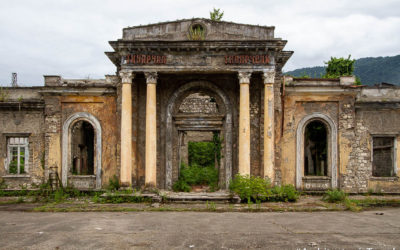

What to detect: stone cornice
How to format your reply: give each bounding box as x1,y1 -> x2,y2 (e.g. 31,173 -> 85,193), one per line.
285,86 -> 359,95
39,87 -> 116,96
0,101 -> 45,110
109,39 -> 288,52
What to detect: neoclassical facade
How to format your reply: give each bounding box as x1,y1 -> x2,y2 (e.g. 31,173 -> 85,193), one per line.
0,19 -> 399,193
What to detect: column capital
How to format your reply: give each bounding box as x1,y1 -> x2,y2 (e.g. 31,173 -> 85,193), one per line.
119,70 -> 134,83
262,71 -> 275,84
144,71 -> 158,84
238,71 -> 252,84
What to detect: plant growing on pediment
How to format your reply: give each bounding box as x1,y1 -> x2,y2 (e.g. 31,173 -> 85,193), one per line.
210,8 -> 224,21
188,24 -> 205,40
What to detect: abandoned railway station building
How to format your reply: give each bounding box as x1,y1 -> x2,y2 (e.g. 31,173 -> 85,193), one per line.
1,18 -> 399,193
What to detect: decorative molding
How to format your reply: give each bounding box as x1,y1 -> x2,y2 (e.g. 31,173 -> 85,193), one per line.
237,71 -> 252,84
144,71 -> 158,84
262,71 -> 275,84
119,70 -> 134,83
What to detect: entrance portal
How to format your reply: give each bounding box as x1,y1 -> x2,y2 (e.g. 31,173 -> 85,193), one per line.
165,81 -> 232,190
175,130 -> 221,192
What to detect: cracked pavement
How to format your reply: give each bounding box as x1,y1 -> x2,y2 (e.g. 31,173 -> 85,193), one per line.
0,208 -> 399,249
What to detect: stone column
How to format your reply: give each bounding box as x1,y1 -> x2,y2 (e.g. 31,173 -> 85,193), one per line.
262,70 -> 275,183
145,72 -> 158,187
238,71 -> 252,175
119,70 -> 134,187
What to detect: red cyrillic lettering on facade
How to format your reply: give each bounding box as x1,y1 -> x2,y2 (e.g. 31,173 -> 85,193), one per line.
123,54 -> 168,65
224,54 -> 270,65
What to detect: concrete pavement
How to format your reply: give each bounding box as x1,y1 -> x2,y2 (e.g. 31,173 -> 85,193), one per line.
0,209 -> 399,249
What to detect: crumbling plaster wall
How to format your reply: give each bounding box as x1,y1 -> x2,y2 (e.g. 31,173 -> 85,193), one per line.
351,108 -> 400,193
0,88 -> 45,188
0,110 -> 45,188
280,89 -> 357,189
60,95 -> 118,188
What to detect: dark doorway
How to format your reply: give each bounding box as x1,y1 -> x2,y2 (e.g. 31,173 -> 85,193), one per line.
304,120 -> 328,176
71,121 -> 95,175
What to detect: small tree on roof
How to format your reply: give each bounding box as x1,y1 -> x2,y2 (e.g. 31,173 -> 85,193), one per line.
324,55 -> 355,78
210,8 -> 224,21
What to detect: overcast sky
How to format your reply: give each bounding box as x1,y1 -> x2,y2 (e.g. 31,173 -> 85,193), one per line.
0,0 -> 399,86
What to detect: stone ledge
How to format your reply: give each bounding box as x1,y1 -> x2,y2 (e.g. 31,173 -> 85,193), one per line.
2,175 -> 31,179
369,176 -> 399,182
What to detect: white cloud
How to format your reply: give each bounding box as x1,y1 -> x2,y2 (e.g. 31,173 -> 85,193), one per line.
0,0 -> 399,85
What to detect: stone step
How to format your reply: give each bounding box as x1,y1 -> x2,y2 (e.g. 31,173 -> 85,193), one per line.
161,191 -> 240,203
101,191 -> 241,203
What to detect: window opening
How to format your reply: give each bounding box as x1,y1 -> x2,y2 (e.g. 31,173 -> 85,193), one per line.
7,137 -> 28,174
372,137 -> 395,177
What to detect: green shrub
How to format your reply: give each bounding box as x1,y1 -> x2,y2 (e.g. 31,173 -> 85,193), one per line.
324,55 -> 355,78
188,141 -> 216,167
229,174 -> 271,202
172,179 -> 191,192
229,174 -> 299,203
270,185 -> 299,202
107,175 -> 120,191
173,163 -> 219,192
323,189 -> 347,203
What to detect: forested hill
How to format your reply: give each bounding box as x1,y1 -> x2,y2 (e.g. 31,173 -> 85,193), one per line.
284,55 -> 400,85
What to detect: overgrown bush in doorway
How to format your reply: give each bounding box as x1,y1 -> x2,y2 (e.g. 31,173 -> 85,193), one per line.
173,163 -> 219,192
173,134 -> 221,192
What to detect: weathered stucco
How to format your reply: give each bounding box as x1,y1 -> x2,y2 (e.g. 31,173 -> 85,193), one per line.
1,19 -> 400,193
60,95 -> 118,189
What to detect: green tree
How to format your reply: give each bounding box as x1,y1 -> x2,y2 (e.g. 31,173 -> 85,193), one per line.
324,55 -> 355,78
210,8 -> 224,21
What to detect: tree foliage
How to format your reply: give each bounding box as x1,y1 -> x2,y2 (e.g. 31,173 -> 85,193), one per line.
324,55 -> 355,78
209,8 -> 224,21
286,55 -> 400,85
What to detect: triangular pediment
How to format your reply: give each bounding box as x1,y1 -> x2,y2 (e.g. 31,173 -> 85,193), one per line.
122,18 -> 275,41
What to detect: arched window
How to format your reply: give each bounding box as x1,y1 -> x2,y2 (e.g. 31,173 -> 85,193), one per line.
304,120 -> 328,176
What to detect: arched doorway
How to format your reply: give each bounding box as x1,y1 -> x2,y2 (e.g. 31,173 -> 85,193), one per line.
165,81 -> 233,190
62,112 -> 102,189
296,113 -> 337,190
304,120 -> 328,177
71,121 -> 95,176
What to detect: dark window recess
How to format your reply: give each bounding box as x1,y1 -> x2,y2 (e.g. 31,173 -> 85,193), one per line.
304,120 -> 328,176
372,137 -> 395,177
